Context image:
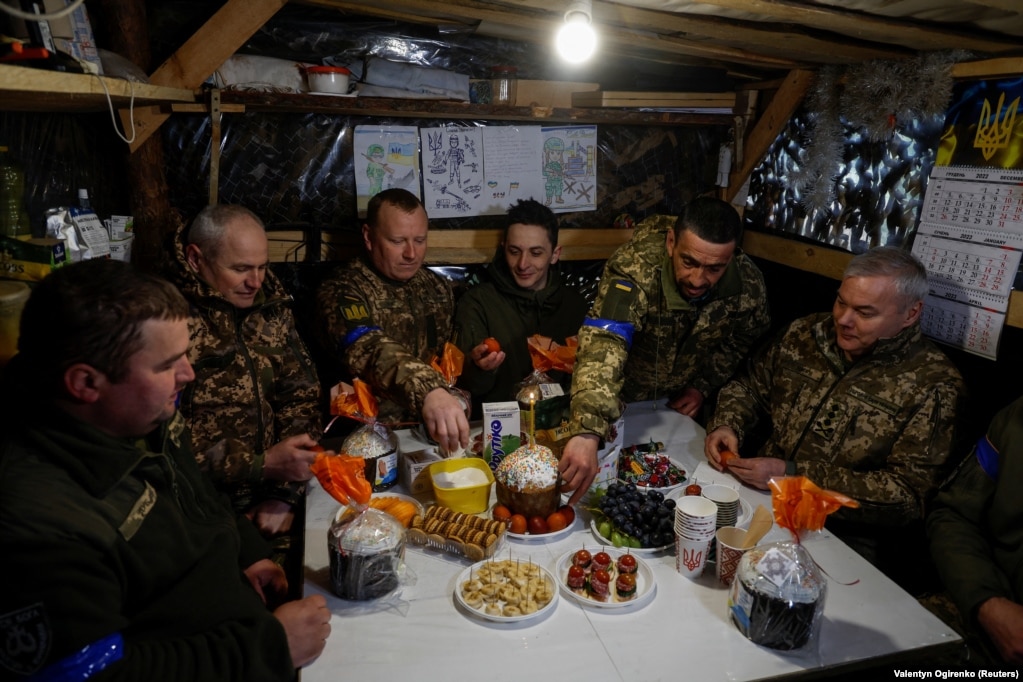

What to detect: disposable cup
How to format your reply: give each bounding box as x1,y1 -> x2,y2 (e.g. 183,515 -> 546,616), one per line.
675,517 -> 715,541
674,533 -> 710,578
701,484 -> 740,528
675,495 -> 718,540
715,526 -> 749,586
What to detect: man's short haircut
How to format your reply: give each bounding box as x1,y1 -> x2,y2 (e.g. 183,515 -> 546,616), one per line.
187,204 -> 265,259
844,246 -> 929,310
366,188 -> 426,230
18,259 -> 189,388
506,198 -> 559,246
673,196 -> 742,245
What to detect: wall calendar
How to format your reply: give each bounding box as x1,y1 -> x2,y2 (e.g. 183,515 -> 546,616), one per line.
912,165 -> 1023,360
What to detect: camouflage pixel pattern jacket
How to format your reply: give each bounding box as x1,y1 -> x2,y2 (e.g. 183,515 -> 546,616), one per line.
709,312 -> 966,527
172,232 -> 322,513
569,214 -> 771,439
317,256 -> 454,424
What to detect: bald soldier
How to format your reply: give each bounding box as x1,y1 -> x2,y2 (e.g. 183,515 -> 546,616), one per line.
171,204 -> 324,540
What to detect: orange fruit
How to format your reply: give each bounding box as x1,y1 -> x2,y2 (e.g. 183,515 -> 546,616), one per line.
492,504 -> 512,523
719,450 -> 738,468
483,337 -> 501,354
546,510 -> 568,532
509,514 -> 527,534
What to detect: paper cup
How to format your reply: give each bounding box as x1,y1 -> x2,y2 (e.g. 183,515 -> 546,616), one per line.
701,484 -> 740,528
715,526 -> 749,586
675,534 -> 710,578
674,495 -> 718,540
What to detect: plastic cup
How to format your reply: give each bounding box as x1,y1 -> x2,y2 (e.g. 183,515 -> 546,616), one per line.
715,526 -> 749,586
675,533 -> 710,578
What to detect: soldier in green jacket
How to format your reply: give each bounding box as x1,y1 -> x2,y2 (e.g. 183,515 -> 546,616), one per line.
172,205 -> 324,539
0,259 -> 329,681
317,188 -> 469,453
707,247 -> 965,578
454,198 -> 588,413
560,197 -> 770,505
928,396 -> 1023,667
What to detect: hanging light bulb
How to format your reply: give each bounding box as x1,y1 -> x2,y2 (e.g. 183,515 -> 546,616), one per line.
556,0 -> 597,64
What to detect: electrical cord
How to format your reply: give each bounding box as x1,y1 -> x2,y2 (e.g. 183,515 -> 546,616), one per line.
0,0 -> 87,21
93,72 -> 137,145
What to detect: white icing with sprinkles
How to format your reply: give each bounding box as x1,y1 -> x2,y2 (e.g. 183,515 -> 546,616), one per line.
495,445 -> 559,491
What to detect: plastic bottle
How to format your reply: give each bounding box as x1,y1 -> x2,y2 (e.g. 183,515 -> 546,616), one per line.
0,146 -> 30,239
78,188 -> 91,210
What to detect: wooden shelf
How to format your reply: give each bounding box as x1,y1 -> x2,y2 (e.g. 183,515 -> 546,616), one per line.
212,90 -> 736,126
0,64 -> 197,112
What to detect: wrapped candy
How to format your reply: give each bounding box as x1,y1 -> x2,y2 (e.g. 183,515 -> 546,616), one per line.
728,476 -> 859,651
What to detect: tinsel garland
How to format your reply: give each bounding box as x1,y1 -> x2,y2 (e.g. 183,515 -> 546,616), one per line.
793,50 -> 972,213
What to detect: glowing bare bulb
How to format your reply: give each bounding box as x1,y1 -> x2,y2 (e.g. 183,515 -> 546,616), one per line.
556,12 -> 597,63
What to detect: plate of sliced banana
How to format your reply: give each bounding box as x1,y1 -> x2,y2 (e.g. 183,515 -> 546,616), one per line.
455,558 -> 558,623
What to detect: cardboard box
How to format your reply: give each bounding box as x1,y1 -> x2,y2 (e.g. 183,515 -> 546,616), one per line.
400,448 -> 444,497
515,80 -> 599,108
482,401 -> 520,469
0,235 -> 67,282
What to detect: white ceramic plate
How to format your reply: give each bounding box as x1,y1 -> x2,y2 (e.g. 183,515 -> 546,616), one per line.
335,492 -> 424,527
505,511 -> 580,542
555,547 -> 656,609
307,90 -> 358,97
455,559 -> 558,623
589,519 -> 672,554
617,455 -> 688,494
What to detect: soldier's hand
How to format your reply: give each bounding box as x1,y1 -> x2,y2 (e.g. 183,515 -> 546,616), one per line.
243,557 -> 289,607
668,388 -> 704,418
422,388 -> 470,454
978,597 -> 1023,664
725,457 -> 786,490
274,595 -> 331,668
471,341 -> 505,371
560,434 -> 599,506
264,433 -> 321,482
705,426 -> 739,470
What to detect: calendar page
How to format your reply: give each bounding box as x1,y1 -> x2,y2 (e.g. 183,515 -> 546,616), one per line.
913,166 -> 1023,360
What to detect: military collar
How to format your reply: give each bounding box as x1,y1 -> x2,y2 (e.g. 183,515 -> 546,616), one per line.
659,250 -> 742,311
817,316 -> 923,369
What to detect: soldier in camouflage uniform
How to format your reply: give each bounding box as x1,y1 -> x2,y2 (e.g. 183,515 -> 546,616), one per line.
706,246 -> 965,579
560,197 -> 770,505
172,205 -> 324,539
317,188 -> 469,453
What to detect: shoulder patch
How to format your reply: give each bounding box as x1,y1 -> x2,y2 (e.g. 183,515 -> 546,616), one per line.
0,602 -> 51,676
598,279 -> 639,321
340,298 -> 372,325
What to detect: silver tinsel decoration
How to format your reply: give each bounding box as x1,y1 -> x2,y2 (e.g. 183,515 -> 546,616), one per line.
795,50 -> 971,214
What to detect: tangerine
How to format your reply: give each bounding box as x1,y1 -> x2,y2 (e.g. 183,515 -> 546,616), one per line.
492,504 -> 512,523
483,337 -> 501,354
509,514 -> 527,534
546,510 -> 568,532
719,450 -> 738,468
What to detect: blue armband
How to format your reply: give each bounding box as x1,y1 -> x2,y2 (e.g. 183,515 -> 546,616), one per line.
31,632 -> 123,681
343,325 -> 381,348
582,316 -> 635,350
975,434 -> 999,479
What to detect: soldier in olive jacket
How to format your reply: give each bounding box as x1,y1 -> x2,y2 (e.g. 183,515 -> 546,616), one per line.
559,197 -> 770,505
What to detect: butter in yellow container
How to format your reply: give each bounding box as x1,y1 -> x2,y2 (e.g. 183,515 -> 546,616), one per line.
429,457 -> 494,514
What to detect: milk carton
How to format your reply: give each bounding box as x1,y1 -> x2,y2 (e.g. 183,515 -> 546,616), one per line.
482,401 -> 521,471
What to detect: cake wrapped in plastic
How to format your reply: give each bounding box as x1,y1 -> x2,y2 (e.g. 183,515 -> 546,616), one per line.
728,476 -> 858,651
329,506 -> 405,601
728,541 -> 825,650
343,422 -> 399,492
494,442 -> 561,518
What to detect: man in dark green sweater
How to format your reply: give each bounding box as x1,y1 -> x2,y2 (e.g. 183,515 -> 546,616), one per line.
0,259 -> 330,681
454,198 -> 588,414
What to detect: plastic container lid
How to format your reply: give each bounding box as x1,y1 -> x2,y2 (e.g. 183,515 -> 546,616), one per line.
307,65 -> 351,75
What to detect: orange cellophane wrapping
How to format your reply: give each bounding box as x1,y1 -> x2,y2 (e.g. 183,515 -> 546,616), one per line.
768,476 -> 859,537
330,379 -> 379,420
431,342 -> 464,385
311,452 -> 373,506
527,334 -> 578,374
